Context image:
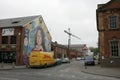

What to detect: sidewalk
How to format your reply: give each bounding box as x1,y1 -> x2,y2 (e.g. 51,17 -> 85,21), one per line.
0,63 -> 26,70
81,65 -> 120,78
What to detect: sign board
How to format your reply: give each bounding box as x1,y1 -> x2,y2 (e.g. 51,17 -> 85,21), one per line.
2,28 -> 14,36
82,45 -> 88,51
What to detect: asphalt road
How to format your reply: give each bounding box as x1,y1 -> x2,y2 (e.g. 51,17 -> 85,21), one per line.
0,61 -> 119,80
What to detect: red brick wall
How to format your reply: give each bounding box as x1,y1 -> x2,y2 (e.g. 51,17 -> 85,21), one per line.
0,27 -> 24,65
97,0 -> 120,67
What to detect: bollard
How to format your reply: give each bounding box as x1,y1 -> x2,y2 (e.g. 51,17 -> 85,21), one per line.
12,62 -> 15,68
1,61 -> 4,68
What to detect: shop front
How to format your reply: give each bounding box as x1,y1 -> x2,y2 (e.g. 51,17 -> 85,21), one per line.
0,51 -> 16,63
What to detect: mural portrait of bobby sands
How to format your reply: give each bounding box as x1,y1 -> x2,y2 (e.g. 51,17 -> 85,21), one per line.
33,26 -> 45,51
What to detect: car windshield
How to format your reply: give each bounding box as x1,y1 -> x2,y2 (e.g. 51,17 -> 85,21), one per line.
85,56 -> 93,60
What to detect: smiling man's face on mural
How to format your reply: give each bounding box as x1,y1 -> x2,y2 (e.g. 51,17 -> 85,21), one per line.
36,29 -> 42,45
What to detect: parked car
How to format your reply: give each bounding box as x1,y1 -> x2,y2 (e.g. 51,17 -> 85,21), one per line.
81,57 -> 85,60
84,56 -> 95,66
76,57 -> 81,61
55,58 -> 62,65
61,58 -> 70,63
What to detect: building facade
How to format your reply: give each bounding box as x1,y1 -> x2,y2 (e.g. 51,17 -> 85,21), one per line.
97,0 -> 120,67
52,42 -> 87,60
0,15 -> 51,65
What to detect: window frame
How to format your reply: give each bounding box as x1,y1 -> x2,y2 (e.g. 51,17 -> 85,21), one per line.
10,36 -> 17,44
2,36 -> 8,44
110,40 -> 120,58
108,15 -> 118,30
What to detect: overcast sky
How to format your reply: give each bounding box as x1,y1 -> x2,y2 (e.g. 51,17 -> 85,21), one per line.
0,0 -> 110,47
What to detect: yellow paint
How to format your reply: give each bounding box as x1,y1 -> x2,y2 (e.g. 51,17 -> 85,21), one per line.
29,51 -> 55,67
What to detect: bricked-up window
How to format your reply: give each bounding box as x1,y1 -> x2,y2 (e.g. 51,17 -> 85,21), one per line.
2,36 -> 8,44
110,41 -> 119,57
10,36 -> 16,44
109,16 -> 118,29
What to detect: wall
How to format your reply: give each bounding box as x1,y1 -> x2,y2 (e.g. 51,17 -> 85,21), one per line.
22,17 -> 52,64
0,27 -> 23,65
97,0 -> 120,67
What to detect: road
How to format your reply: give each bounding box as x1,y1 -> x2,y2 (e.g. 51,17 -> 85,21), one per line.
0,61 -> 119,80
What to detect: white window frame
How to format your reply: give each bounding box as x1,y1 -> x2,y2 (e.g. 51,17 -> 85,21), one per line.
109,15 -> 118,29
110,40 -> 120,57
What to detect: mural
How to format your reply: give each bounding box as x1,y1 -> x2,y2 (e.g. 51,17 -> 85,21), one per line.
22,17 -> 51,64
33,26 -> 45,51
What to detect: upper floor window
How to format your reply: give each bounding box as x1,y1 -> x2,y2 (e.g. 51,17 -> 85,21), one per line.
2,36 -> 8,44
109,15 -> 118,29
10,36 -> 16,44
110,41 -> 119,57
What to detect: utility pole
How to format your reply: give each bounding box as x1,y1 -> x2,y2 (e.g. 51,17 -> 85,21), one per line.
68,28 -> 71,50
64,28 -> 81,59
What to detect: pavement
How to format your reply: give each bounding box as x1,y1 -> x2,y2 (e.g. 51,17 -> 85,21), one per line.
0,62 -> 120,79
0,63 -> 26,70
81,64 -> 120,78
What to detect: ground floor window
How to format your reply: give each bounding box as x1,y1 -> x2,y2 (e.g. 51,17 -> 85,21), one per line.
110,41 -> 119,57
0,51 -> 16,63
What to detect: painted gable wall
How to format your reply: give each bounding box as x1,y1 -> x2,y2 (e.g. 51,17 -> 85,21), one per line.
22,17 -> 51,64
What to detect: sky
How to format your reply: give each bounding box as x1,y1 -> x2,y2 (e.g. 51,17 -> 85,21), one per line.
0,0 -> 110,47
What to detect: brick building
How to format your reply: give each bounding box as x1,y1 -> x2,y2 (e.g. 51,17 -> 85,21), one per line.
0,15 -> 51,65
52,42 -> 87,60
97,0 -> 120,67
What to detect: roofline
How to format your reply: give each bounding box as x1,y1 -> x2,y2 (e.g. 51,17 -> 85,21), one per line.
0,26 -> 22,28
97,0 -> 114,10
0,15 -> 42,28
0,15 -> 41,21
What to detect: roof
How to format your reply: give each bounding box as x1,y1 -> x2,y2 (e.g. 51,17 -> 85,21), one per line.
70,44 -> 86,48
0,15 -> 41,28
70,44 -> 87,52
51,42 -> 67,49
97,0 -> 112,10
97,0 -> 120,11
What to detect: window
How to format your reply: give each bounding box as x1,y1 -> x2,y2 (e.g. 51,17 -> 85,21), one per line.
2,36 -> 8,44
109,15 -> 118,29
12,21 -> 20,24
10,36 -> 16,44
110,41 -> 119,57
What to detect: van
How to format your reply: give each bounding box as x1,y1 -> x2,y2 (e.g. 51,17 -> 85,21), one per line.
27,51 -> 56,68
